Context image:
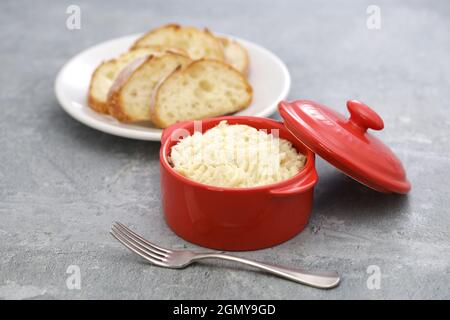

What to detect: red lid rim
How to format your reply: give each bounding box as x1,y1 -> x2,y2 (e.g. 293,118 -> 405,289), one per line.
279,100 -> 411,194
290,119 -> 411,193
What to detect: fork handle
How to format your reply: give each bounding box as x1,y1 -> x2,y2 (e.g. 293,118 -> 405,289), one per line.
191,253 -> 340,289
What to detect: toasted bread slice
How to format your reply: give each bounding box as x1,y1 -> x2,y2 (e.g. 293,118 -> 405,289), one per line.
107,52 -> 192,122
131,24 -> 224,61
152,60 -> 253,128
88,45 -> 186,113
219,37 -> 249,76
88,60 -> 117,113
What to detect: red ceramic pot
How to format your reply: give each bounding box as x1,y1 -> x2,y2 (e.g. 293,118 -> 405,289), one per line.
160,116 -> 318,251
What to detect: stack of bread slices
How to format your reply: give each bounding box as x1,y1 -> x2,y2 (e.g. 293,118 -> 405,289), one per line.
88,24 -> 253,128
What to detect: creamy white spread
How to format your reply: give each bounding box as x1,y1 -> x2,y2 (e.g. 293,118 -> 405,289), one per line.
170,121 -> 306,188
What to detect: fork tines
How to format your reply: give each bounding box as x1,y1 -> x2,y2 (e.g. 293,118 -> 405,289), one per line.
110,222 -> 170,266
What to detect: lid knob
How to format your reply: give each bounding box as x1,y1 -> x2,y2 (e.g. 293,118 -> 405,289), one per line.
278,99 -> 410,193
347,100 -> 384,132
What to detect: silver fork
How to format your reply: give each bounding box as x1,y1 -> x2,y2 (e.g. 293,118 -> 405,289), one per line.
110,222 -> 340,289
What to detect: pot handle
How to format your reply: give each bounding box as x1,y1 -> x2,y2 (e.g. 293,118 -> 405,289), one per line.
270,169 -> 318,196
161,121 -> 192,145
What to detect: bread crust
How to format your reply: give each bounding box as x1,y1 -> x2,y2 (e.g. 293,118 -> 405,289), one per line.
88,25 -> 251,125
133,44 -> 188,57
149,64 -> 183,128
131,23 -> 224,61
107,91 -> 132,122
88,94 -> 109,114
130,24 -> 180,50
218,37 -> 249,76
87,59 -> 116,113
152,59 -> 253,128
108,52 -> 191,123
107,56 -> 152,122
88,46 -> 188,116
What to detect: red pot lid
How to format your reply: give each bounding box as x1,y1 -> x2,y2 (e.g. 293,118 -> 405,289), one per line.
278,100 -> 411,194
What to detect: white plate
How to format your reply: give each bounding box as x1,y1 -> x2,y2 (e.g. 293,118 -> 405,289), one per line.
55,33 -> 291,141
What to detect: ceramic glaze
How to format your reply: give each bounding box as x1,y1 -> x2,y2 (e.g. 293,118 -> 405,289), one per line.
160,116 -> 317,251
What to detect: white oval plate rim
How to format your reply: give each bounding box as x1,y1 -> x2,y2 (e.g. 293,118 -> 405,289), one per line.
54,33 -> 291,141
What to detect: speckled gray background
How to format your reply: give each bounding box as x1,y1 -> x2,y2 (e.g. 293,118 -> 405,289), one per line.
0,0 -> 449,299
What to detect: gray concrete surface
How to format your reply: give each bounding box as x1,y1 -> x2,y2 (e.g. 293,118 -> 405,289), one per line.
0,0 -> 449,299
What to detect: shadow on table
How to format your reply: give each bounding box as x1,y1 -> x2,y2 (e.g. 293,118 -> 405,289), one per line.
313,169 -> 410,221
49,105 -> 161,158
52,104 -> 411,221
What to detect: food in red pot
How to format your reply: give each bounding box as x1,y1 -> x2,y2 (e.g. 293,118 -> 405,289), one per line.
159,116 -> 318,251
169,120 -> 307,188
